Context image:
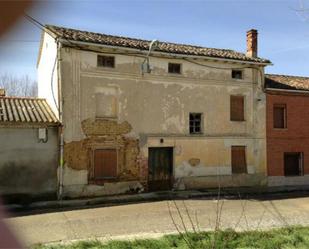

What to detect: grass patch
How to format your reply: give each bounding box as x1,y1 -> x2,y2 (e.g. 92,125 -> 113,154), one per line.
33,226 -> 309,249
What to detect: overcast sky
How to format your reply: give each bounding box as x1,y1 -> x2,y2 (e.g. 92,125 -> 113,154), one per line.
0,0 -> 309,80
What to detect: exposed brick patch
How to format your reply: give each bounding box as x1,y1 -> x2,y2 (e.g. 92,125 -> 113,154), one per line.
64,119 -> 141,184
81,118 -> 132,136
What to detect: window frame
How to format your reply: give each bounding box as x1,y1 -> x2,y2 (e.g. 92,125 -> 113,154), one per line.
273,104 -> 287,129
284,152 -> 304,177
230,95 -> 245,122
231,146 -> 247,174
93,148 -> 118,180
97,55 -> 115,68
94,93 -> 118,119
189,112 -> 203,135
168,62 -> 182,74
231,70 -> 243,80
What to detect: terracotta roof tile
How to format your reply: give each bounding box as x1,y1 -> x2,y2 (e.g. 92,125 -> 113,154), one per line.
45,25 -> 271,64
0,96 -> 59,125
265,74 -> 309,91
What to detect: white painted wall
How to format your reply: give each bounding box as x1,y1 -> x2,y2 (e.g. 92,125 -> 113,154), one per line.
37,32 -> 59,117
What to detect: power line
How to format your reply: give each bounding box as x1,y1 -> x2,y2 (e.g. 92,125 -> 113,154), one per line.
23,12 -> 265,81
0,40 -> 39,43
24,13 -> 45,31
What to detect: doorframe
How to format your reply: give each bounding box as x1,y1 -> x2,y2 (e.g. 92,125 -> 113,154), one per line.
147,146 -> 175,190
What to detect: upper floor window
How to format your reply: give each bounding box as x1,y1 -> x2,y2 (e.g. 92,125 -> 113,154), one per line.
168,63 -> 181,74
232,70 -> 243,79
189,113 -> 202,134
230,95 -> 245,121
273,104 -> 286,129
97,55 -> 115,68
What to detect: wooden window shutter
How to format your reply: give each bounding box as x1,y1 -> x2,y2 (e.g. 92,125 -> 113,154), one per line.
230,95 -> 244,121
94,149 -> 117,179
231,146 -> 247,174
273,104 -> 286,128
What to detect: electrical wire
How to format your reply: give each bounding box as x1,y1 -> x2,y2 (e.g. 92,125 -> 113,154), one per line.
24,13 -> 60,113
0,40 -> 39,43
51,55 -> 58,110
24,13 -> 266,86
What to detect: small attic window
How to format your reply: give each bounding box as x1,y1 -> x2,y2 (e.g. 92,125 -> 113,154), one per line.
168,63 -> 181,74
97,55 -> 115,68
232,70 -> 243,79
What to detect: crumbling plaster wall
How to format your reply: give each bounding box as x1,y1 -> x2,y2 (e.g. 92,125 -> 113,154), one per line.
59,45 -> 267,196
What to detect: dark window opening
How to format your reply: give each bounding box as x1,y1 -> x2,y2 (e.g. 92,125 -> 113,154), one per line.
168,63 -> 181,74
284,152 -> 303,176
94,149 -> 117,179
273,104 -> 286,129
97,55 -> 115,68
231,146 -> 247,174
230,95 -> 245,121
232,70 -> 243,79
189,113 -> 202,134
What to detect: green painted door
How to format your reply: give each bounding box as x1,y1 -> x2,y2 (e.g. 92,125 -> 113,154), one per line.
148,147 -> 173,191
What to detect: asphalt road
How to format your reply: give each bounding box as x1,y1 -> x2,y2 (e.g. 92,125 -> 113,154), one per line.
5,196 -> 309,246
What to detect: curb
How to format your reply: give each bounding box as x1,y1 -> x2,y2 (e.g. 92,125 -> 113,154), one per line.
5,187 -> 309,215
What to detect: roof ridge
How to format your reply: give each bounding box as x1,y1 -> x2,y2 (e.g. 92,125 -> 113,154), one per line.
266,73 -> 309,79
45,24 -> 270,64
46,24 -> 152,43
0,96 -> 47,100
46,24 -> 237,52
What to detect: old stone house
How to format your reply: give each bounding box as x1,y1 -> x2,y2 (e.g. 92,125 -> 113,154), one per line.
37,26 -> 271,198
0,89 -> 59,202
265,74 -> 309,187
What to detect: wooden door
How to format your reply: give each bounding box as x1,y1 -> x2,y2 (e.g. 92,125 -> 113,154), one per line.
148,147 -> 173,191
94,149 -> 117,179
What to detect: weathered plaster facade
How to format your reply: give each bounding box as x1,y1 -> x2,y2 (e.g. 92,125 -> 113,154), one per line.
38,30 -> 269,198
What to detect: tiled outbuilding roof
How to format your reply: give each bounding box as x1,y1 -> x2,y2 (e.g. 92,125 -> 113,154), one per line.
45,25 -> 271,64
265,74 -> 309,91
0,96 -> 59,126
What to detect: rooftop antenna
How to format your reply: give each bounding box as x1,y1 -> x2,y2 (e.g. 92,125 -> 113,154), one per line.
141,39 -> 159,74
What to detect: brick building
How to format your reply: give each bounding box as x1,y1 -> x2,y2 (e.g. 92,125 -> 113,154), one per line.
265,74 -> 309,186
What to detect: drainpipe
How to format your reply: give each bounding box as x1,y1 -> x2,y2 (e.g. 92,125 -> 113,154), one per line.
58,128 -> 64,200
57,40 -> 64,200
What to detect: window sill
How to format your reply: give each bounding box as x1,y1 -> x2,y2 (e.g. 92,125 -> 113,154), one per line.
89,178 -> 118,185
284,175 -> 303,177
96,66 -> 116,71
95,116 -> 117,120
189,133 -> 204,136
168,72 -> 182,76
273,128 -> 288,130
230,120 -> 246,122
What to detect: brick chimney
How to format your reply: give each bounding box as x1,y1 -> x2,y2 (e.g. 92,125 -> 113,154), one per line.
246,29 -> 258,57
0,89 -> 5,97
